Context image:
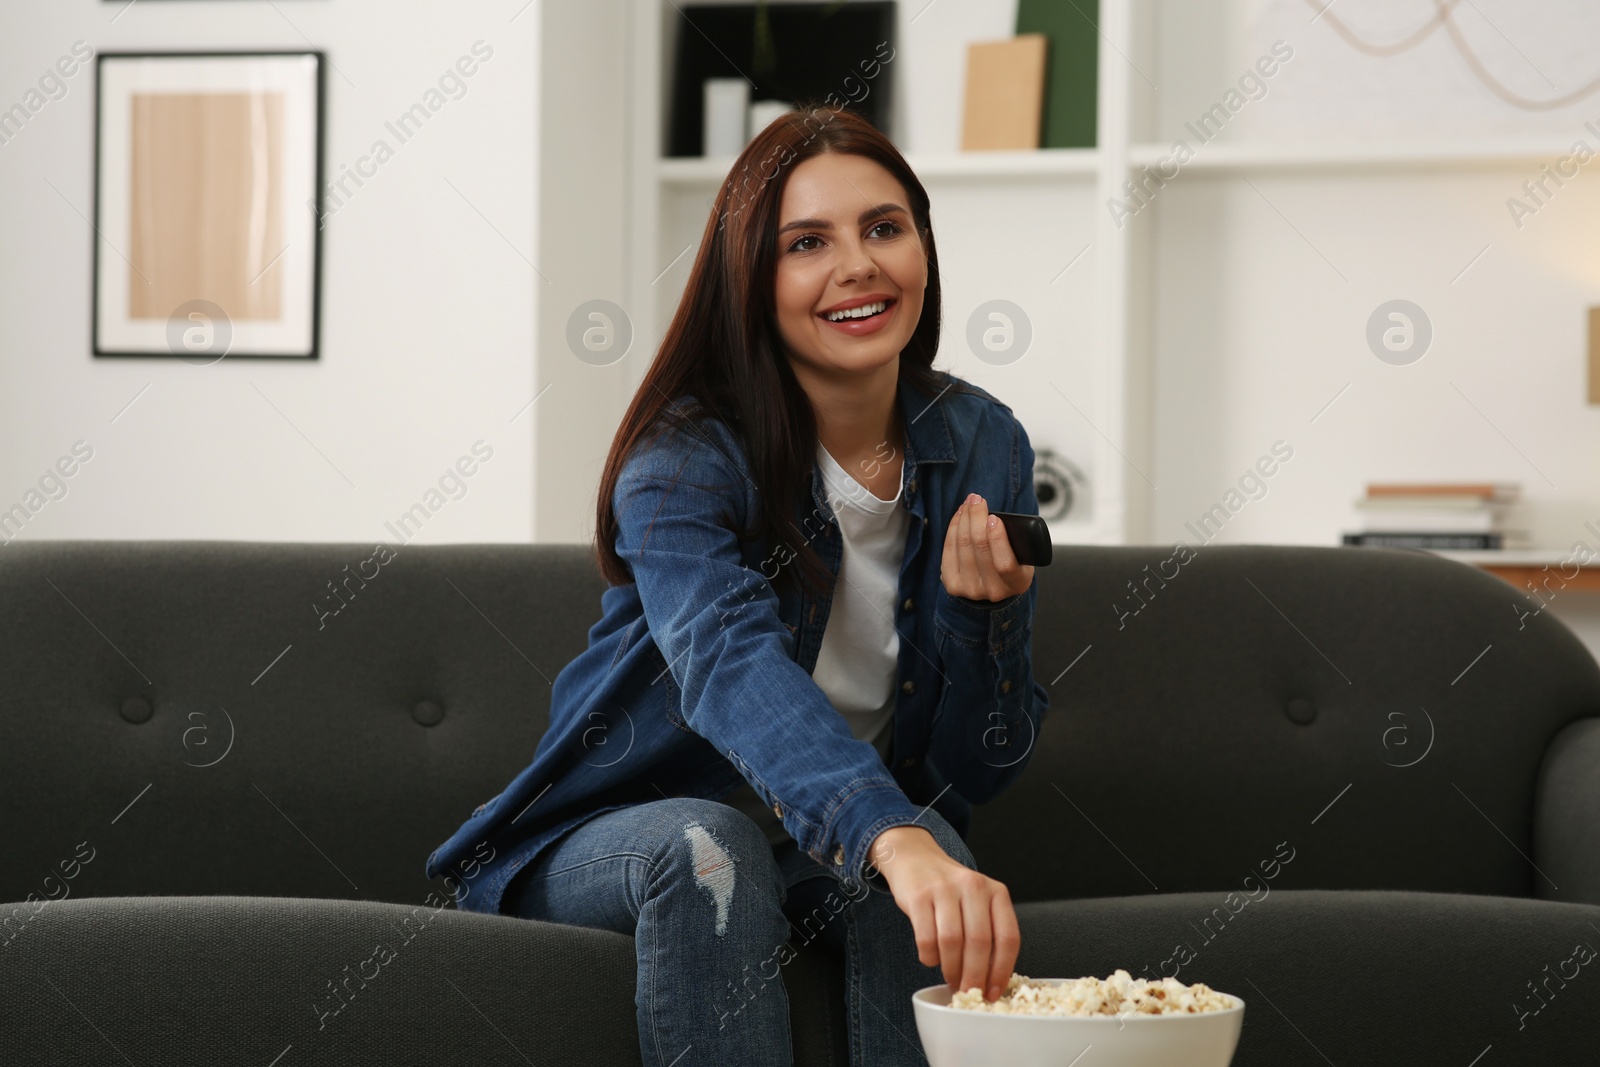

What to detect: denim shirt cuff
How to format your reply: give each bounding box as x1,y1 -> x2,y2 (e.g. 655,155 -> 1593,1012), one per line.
934,585 -> 1030,653
824,782 -> 929,889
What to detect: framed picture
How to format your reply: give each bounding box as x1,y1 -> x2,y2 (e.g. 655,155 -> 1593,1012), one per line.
93,51 -> 323,360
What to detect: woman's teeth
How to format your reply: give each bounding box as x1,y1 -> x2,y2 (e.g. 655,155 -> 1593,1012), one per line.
823,300 -> 888,322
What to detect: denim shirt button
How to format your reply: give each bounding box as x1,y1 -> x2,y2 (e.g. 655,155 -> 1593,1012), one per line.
772,803 -> 782,818
833,845 -> 846,866
901,680 -> 915,694
901,597 -> 914,611
900,755 -> 917,768
1001,679 -> 1012,693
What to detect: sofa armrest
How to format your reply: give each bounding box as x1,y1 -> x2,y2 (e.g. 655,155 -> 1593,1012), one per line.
1534,717 -> 1600,906
2,895 -> 647,1065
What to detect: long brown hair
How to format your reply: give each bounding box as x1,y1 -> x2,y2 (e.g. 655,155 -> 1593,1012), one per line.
593,102 -> 974,599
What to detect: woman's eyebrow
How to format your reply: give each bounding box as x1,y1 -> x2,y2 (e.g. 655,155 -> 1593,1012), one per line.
777,203 -> 908,236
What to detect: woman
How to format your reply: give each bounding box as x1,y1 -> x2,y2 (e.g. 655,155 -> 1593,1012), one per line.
424,102 -> 1049,1067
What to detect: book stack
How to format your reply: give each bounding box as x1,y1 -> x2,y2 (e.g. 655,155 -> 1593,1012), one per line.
1342,483 -> 1524,550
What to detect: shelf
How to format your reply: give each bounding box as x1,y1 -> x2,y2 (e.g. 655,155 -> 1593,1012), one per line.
1125,137 -> 1584,173
657,148 -> 1099,186
906,149 -> 1099,179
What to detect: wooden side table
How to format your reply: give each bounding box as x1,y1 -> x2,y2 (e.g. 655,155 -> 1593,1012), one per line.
1427,549 -> 1600,593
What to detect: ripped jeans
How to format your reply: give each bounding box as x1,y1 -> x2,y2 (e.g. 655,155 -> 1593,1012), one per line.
499,796 -> 976,1067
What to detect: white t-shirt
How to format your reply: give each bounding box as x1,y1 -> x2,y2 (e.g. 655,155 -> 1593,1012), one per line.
719,439 -> 910,847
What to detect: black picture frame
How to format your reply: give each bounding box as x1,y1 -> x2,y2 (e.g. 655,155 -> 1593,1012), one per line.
92,49 -> 325,361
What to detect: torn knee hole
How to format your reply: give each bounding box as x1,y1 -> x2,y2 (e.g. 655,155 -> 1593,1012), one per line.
684,822 -> 738,936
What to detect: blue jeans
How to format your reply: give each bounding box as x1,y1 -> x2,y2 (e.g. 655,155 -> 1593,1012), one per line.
499,796 -> 977,1067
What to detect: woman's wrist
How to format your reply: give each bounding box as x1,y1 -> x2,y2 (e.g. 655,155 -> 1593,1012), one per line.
868,823 -> 938,872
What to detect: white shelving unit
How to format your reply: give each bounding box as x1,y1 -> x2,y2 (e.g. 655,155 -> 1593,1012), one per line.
616,0 -> 1600,549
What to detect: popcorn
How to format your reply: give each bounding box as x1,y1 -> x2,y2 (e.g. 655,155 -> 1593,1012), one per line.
949,970 -> 1235,1016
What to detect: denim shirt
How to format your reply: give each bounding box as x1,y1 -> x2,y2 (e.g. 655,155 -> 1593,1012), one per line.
424,367 -> 1049,915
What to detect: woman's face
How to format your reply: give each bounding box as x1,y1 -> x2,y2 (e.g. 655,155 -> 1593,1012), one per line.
772,151 -> 926,383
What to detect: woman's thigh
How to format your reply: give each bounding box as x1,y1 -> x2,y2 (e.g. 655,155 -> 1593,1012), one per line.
500,796 -> 787,934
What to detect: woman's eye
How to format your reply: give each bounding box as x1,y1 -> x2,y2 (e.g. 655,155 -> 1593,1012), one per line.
787,220 -> 900,254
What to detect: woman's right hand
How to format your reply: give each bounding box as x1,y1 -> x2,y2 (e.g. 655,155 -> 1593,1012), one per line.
868,824 -> 1020,1002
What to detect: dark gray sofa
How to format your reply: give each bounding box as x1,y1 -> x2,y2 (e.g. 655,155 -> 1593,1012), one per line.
4,539 -> 1598,1065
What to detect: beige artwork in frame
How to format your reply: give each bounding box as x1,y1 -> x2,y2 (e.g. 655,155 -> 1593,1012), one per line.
94,51 -> 322,360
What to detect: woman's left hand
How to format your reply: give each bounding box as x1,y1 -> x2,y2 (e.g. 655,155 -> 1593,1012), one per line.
940,493 -> 1034,603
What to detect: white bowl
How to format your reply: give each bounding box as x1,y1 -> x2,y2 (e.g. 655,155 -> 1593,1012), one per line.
911,981 -> 1245,1067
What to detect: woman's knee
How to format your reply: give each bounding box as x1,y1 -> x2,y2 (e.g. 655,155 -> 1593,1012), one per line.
644,797 -> 787,906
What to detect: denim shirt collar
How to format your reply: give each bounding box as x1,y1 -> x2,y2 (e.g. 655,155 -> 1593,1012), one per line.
807,365 -> 957,520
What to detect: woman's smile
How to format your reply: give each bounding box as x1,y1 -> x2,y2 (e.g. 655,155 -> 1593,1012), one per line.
818,296 -> 899,336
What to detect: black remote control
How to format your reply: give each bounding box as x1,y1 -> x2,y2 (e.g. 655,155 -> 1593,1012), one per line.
990,511 -> 1052,567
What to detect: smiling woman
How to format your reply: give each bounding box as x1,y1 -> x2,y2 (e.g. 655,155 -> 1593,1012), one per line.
426,103 -> 1049,1067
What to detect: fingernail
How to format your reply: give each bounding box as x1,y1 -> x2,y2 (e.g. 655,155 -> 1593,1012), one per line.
987,515 -> 997,528
966,493 -> 978,503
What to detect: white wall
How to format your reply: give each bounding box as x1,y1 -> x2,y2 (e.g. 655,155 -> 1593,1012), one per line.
0,1 -> 539,548
533,0 -> 628,543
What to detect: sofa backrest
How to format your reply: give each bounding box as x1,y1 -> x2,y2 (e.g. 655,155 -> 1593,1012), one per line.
973,543 -> 1600,907
3,541 -> 589,912
3,540 -> 1596,911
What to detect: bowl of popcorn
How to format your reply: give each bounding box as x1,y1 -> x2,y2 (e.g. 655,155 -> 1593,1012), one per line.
912,969 -> 1244,1067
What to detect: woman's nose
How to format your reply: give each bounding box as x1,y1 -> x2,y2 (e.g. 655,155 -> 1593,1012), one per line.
836,249 -> 877,283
